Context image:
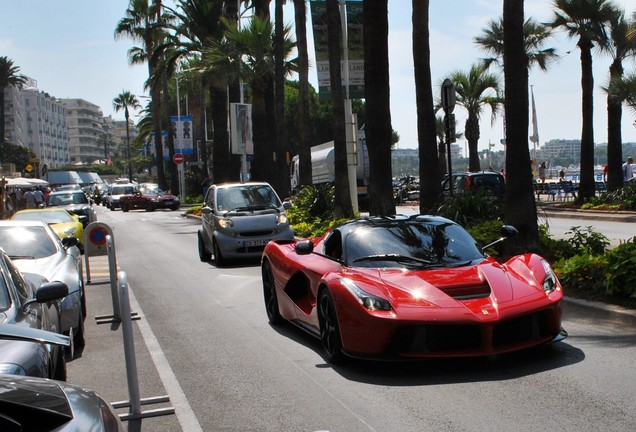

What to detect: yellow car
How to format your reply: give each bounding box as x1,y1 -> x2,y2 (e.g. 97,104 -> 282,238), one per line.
11,208 -> 84,252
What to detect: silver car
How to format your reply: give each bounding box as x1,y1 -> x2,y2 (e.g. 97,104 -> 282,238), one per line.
0,221 -> 85,353
198,182 -> 294,266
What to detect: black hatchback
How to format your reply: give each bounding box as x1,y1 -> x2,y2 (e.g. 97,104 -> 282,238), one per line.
441,171 -> 506,198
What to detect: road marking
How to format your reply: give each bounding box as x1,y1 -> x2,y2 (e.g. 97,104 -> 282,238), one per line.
127,286 -> 203,432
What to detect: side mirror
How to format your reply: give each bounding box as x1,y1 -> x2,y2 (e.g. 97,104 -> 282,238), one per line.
295,240 -> 314,255
61,236 -> 79,249
483,225 -> 518,251
282,201 -> 292,210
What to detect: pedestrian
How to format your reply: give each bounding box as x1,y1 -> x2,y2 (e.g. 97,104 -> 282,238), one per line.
603,163 -> 608,183
539,162 -> 547,183
623,157 -> 634,182
559,169 -> 565,182
14,187 -> 24,210
24,188 -> 36,209
33,187 -> 44,208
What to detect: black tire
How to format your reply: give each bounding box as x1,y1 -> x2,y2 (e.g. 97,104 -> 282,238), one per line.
121,203 -> 129,212
170,205 -> 180,211
262,261 -> 282,325
53,347 -> 67,381
73,310 -> 86,350
198,232 -> 211,262
213,240 -> 226,267
318,289 -> 345,363
146,203 -> 156,212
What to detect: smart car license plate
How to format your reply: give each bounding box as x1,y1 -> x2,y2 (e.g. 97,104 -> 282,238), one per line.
245,239 -> 269,247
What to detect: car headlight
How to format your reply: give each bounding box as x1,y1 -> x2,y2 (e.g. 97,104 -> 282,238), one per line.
339,278 -> 392,311
541,259 -> 558,294
0,363 -> 27,375
276,213 -> 288,224
217,218 -> 234,229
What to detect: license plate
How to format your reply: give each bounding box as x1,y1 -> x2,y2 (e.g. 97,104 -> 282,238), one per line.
245,239 -> 269,247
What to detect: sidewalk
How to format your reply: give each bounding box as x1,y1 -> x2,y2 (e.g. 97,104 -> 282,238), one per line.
538,202 -> 636,222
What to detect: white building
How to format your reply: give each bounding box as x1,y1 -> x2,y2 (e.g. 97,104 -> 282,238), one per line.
61,98 -> 116,165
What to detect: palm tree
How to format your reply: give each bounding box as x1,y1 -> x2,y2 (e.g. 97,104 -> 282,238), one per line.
325,0 -> 353,218
503,0 -> 540,254
113,90 -> 142,181
611,71 -> 636,113
293,0 -> 313,189
412,0 -> 441,214
115,0 -> 167,190
475,16 -> 559,72
448,64 -> 502,172
202,15 -> 296,188
547,0 -> 619,203
600,9 -> 636,192
0,57 -> 27,143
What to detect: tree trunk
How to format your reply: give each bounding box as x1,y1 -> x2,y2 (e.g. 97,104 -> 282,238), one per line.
274,0 -> 289,197
607,59 -> 623,192
578,37 -> 595,203
364,0 -> 394,216
211,85 -> 231,183
413,0 -> 441,214
327,0 -> 353,219
225,0 -> 242,182
150,84 -> 166,190
294,0 -> 313,189
503,0 -> 539,255
465,115 -> 481,172
163,75 -> 179,195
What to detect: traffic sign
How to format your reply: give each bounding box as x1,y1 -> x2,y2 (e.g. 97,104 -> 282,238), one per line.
89,226 -> 108,246
173,153 -> 185,165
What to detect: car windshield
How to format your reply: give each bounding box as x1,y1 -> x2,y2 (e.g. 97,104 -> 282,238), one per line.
140,184 -> 162,194
216,185 -> 282,212
344,220 -> 485,268
0,226 -> 57,259
13,210 -> 74,224
112,186 -> 135,195
48,192 -> 89,206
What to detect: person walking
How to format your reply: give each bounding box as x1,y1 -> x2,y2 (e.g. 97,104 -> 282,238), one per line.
623,157 -> 634,183
24,188 -> 36,209
539,162 -> 547,183
33,187 -> 44,208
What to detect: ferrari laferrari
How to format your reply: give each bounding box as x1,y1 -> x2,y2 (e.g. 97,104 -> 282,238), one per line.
261,215 -> 566,362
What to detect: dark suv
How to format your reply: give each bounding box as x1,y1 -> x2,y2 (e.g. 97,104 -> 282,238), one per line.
441,171 -> 506,198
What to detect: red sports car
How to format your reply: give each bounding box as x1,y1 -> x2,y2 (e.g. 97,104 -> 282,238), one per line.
261,215 -> 566,363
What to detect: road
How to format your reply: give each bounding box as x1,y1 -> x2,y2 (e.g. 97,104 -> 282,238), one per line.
68,206 -> 636,431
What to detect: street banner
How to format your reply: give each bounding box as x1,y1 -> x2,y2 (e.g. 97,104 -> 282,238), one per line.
230,103 -> 254,155
170,115 -> 194,154
309,0 -> 364,100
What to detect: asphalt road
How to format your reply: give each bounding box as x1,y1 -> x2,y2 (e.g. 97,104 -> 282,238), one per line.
67,206 -> 636,431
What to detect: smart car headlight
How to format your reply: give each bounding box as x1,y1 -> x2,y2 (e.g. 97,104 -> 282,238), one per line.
541,259 -> 558,294
0,363 -> 27,375
218,218 -> 234,229
276,213 -> 288,224
339,278 -> 392,311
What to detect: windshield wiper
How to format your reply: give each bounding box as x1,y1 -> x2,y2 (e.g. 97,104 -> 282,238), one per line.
353,254 -> 437,266
9,255 -> 36,259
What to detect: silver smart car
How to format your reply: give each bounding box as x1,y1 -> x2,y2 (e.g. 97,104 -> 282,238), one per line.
197,182 -> 294,266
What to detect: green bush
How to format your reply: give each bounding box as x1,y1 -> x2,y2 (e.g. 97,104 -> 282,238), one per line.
553,253 -> 608,298
287,185 -> 350,238
436,191 -> 504,227
606,237 -> 636,297
466,219 -> 506,257
582,183 -> 636,210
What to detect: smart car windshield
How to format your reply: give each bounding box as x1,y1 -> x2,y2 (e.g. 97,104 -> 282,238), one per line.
345,220 -> 485,268
0,226 -> 57,259
216,185 -> 281,212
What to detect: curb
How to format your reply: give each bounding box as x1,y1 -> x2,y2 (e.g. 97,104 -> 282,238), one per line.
562,296 -> 636,327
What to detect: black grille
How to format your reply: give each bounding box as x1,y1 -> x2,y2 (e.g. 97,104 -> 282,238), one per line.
493,310 -> 551,347
392,324 -> 482,354
240,230 -> 273,237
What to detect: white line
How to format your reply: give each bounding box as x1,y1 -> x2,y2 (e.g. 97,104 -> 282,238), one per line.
128,287 -> 203,432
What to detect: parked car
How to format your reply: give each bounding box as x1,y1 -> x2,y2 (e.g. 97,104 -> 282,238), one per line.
120,183 -> 180,212
261,215 -> 566,363
441,171 -> 506,198
198,182 -> 294,266
46,190 -> 96,227
11,208 -> 84,253
0,220 -> 86,352
104,183 -> 136,210
0,250 -> 68,380
0,326 -> 123,431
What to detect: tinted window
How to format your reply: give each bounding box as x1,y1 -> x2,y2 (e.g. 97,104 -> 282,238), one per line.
216,185 -> 281,212
13,210 -> 74,224
344,220 -> 484,268
0,226 -> 58,259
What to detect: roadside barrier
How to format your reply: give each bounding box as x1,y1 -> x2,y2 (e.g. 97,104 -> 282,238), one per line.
83,222 -> 174,421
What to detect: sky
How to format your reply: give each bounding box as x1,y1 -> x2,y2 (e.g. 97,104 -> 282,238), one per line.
2,0 -> 636,154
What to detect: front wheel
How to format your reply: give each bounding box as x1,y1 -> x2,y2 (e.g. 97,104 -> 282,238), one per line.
198,232 -> 211,262
262,261 -> 282,325
318,289 -> 345,363
121,203 -> 129,212
213,240 -> 226,267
